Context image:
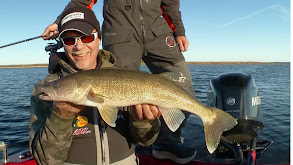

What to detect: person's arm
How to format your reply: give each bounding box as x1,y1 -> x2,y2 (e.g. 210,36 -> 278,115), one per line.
29,77 -> 81,164
161,0 -> 189,52
129,104 -> 161,146
161,0 -> 184,37
42,0 -> 97,40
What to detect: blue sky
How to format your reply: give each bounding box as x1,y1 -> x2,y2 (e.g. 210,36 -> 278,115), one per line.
0,0 -> 290,65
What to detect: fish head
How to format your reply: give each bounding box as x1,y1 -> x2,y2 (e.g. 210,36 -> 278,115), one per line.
39,77 -> 78,102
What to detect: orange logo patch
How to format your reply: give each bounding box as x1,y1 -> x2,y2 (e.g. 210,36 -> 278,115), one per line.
74,116 -> 88,127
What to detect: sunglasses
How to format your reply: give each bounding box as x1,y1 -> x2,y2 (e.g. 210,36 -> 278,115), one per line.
60,32 -> 98,46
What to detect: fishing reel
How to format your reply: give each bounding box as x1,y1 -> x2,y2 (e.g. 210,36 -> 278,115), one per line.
44,40 -> 63,74
45,40 -> 63,53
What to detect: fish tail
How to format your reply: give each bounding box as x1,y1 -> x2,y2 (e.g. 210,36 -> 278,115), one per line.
203,107 -> 238,154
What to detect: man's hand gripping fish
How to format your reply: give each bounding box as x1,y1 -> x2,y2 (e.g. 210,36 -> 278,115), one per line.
39,68 -> 237,153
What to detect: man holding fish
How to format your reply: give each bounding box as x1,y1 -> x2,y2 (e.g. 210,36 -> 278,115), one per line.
42,0 -> 198,164
29,7 -> 162,165
33,4 -> 238,165
41,0 -> 200,163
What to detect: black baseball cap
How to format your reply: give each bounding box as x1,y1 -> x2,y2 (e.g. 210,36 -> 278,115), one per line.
58,6 -> 101,39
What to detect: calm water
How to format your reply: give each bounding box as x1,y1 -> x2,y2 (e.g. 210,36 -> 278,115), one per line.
0,63 -> 290,164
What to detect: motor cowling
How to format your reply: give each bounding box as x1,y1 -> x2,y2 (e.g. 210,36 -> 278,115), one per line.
207,73 -> 263,143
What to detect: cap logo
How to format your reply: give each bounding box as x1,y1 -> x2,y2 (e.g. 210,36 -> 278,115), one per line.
61,12 -> 84,26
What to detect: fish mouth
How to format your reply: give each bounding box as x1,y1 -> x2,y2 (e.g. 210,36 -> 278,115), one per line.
39,86 -> 55,101
39,92 -> 53,101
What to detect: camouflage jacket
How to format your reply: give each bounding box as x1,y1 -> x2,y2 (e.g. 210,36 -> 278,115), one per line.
29,49 -> 161,165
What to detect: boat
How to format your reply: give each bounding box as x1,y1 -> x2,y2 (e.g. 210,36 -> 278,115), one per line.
0,43 -> 283,165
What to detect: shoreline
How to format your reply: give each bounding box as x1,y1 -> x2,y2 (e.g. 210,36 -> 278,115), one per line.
0,62 -> 287,69
0,64 -> 49,69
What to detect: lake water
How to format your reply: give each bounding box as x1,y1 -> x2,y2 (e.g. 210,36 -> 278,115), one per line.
0,63 -> 290,164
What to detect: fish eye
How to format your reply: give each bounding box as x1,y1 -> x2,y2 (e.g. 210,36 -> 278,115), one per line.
44,82 -> 50,86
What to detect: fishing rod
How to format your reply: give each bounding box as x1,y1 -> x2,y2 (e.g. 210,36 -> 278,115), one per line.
0,35 -> 42,49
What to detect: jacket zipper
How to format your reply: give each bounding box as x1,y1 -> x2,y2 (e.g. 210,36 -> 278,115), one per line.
95,108 -> 106,165
139,0 -> 147,56
100,120 -> 106,165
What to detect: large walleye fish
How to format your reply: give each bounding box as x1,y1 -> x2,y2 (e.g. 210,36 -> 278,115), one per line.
39,68 -> 237,153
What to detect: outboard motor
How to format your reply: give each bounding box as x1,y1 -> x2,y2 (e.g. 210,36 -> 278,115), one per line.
207,73 -> 271,164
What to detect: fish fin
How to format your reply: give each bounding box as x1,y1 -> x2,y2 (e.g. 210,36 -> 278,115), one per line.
203,107 -> 238,154
98,106 -> 118,127
87,88 -> 105,104
159,108 -> 185,132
